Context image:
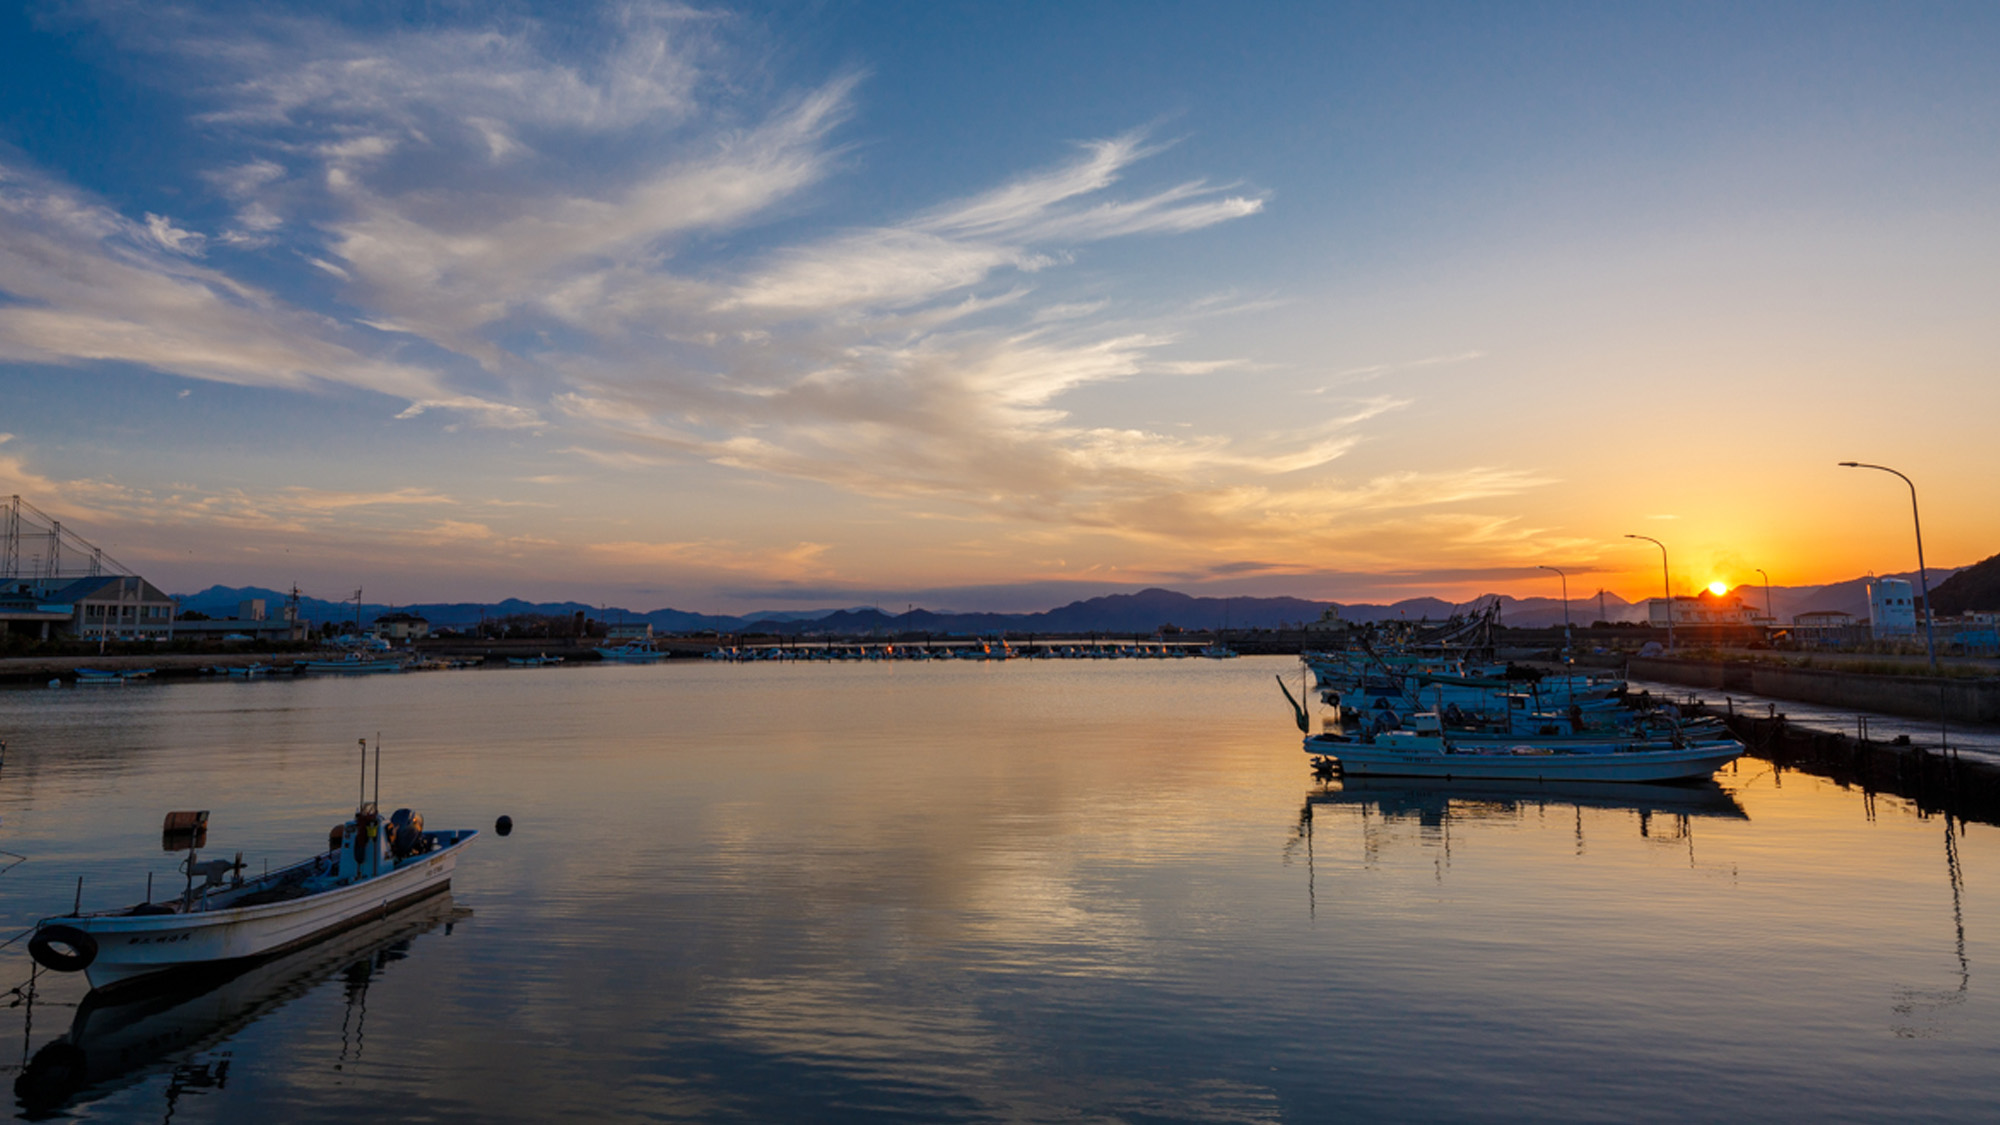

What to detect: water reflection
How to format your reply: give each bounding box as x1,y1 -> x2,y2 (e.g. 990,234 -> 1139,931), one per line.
1305,777 -> 1749,825
1290,778 -> 1749,913
1893,815 -> 1973,1039
8,662 -> 2000,1119
13,895 -> 461,1120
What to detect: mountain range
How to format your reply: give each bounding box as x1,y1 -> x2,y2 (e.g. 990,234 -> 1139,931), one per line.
172,566 -> 1970,636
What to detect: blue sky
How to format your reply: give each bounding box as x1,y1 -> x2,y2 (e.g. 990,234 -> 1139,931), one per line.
3,2 -> 1997,611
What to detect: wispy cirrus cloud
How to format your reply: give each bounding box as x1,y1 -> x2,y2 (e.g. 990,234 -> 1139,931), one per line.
2,3 -> 1553,596
0,161 -> 539,424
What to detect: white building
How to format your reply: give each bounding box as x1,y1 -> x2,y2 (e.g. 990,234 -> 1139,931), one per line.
1646,591 -> 1760,627
1866,577 -> 1918,637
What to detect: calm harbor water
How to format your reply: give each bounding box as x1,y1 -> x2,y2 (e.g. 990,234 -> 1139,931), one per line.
2,658 -> 1997,1121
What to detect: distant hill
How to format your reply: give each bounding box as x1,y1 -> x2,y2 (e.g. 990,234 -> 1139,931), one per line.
173,570 -> 1976,636
1773,567 -> 1960,621
1929,553 -> 2000,615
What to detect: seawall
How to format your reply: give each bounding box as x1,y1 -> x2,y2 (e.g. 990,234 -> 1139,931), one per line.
1704,708 -> 2000,826
1630,656 -> 2000,725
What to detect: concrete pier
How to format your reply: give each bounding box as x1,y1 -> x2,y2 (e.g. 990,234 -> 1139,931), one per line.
1631,655 -> 2000,725
1700,706 -> 2000,826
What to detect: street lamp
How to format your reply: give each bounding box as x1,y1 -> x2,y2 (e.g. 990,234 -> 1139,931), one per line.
1538,565 -> 1570,631
1839,461 -> 1938,672
1625,534 -> 1673,650
1754,567 -> 1773,625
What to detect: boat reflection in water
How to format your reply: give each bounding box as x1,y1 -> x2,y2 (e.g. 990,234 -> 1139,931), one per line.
1289,778 -> 1750,915
14,894 -> 461,1120
1306,775 -> 1749,828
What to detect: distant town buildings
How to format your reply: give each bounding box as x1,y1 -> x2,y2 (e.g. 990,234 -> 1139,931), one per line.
172,596 -> 311,643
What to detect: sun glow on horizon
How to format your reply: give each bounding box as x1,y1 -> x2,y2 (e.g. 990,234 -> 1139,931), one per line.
1708,580 -> 1729,596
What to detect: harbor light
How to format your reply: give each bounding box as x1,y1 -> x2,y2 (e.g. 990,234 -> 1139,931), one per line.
1838,461 -> 1938,672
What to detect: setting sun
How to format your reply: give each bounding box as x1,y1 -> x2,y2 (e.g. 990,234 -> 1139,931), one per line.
1707,580 -> 1729,596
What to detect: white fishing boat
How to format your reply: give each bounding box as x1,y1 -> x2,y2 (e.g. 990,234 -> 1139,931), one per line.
17,894 -> 458,1116
27,777 -> 477,994
507,653 -> 563,666
595,639 -> 663,663
1303,715 -> 1744,783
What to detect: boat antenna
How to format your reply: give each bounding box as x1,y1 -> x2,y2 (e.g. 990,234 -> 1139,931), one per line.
373,731 -> 381,814
358,737 -> 367,811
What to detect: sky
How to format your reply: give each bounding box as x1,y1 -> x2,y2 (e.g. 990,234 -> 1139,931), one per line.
2,1 -> 1996,613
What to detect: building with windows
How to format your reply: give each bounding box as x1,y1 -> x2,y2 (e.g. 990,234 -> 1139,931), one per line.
2,496 -> 178,641
370,612 -> 431,641
47,575 -> 179,641
1646,589 -> 1761,627
1866,577 -> 1919,638
1785,610 -> 1869,649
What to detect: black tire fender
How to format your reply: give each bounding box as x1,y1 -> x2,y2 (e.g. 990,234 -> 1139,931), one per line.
28,923 -> 98,973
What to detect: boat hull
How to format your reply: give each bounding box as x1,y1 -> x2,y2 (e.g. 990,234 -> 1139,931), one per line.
15,894 -> 457,1117
595,647 -> 662,663
1304,738 -> 1742,783
49,834 -> 472,993
302,659 -> 402,673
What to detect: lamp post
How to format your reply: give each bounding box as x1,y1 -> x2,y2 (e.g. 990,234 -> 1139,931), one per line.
1839,462 -> 1938,672
1625,534 -> 1673,650
1754,567 -> 1773,626
1538,565 -> 1570,631
1541,564 -> 1574,708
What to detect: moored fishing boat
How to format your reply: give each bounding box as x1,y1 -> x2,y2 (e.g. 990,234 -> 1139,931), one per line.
75,668 -> 155,683
301,652 -> 404,674
15,893 -> 459,1116
595,639 -> 663,663
27,769 -> 477,994
1303,715 -> 1744,783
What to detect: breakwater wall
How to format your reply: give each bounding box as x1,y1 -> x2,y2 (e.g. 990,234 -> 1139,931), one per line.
1630,656 -> 2000,725
1702,707 -> 2000,826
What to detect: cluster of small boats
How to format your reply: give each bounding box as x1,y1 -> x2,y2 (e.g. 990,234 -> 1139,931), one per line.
1292,610 -> 1743,783
72,667 -> 155,684
703,640 -> 1238,662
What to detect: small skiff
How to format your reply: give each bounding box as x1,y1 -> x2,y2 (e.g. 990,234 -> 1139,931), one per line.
29,804 -> 476,994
